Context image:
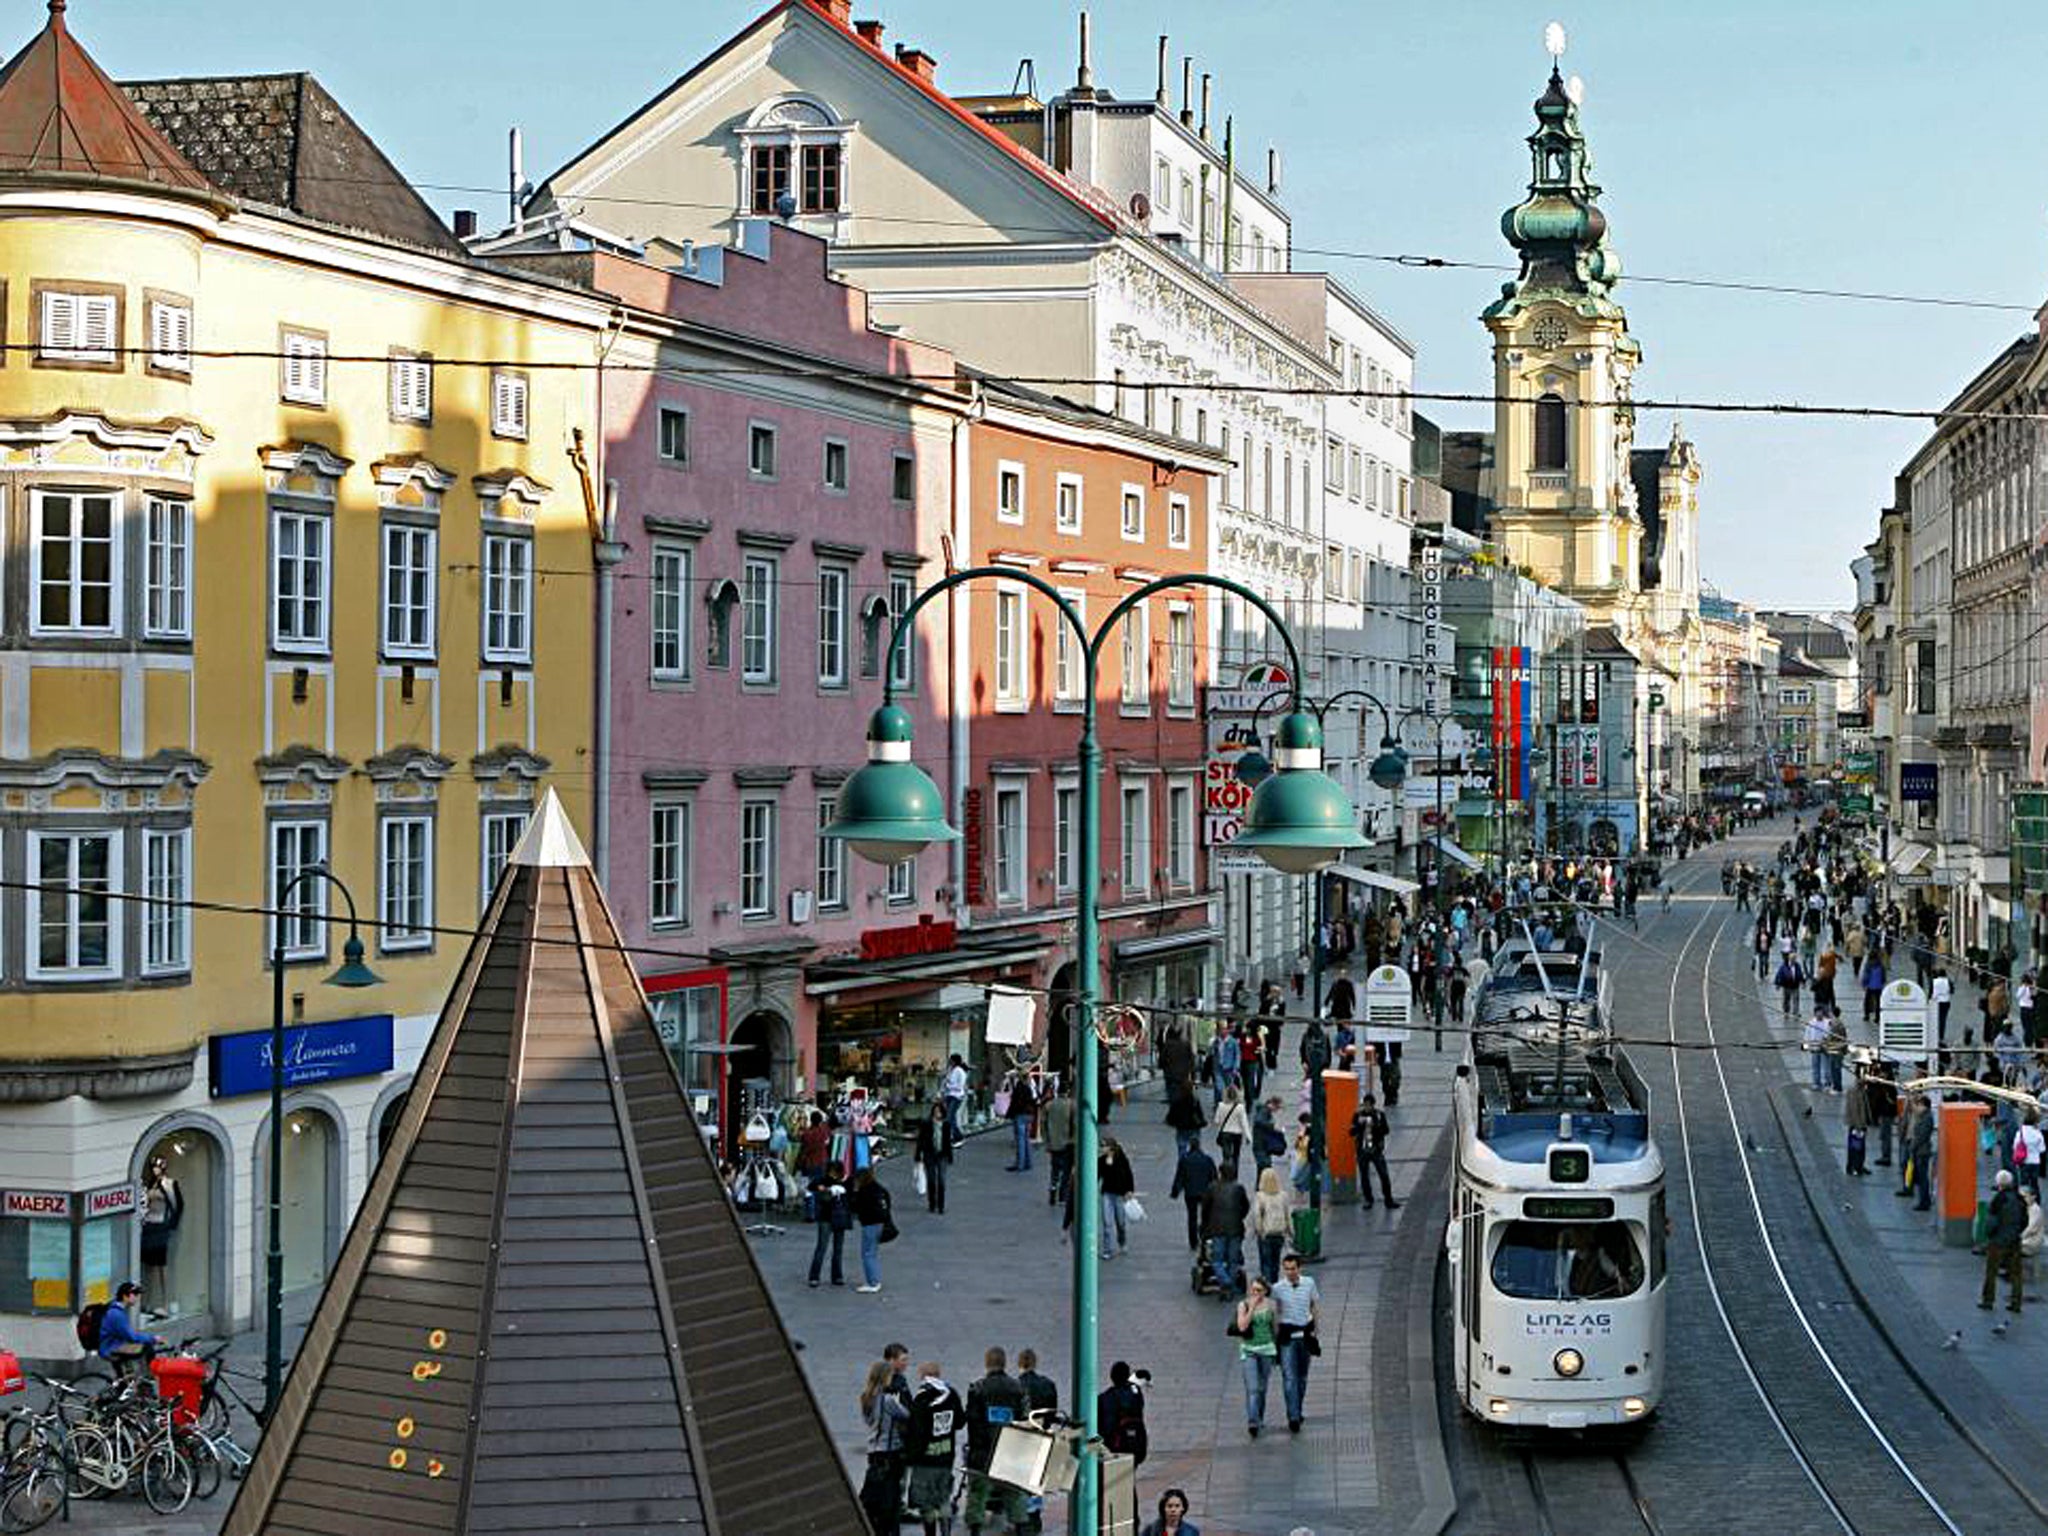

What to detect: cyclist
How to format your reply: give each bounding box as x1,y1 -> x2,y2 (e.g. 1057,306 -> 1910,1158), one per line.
98,1280 -> 164,1371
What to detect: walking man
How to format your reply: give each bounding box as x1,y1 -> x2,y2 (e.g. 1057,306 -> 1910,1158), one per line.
1271,1253 -> 1322,1434
1200,1160 -> 1251,1296
1169,1137 -> 1218,1255
1042,1082 -> 1075,1208
1349,1094 -> 1400,1209
1981,1169 -> 2026,1315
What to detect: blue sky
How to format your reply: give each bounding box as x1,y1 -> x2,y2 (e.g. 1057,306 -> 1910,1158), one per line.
79,0 -> 2048,612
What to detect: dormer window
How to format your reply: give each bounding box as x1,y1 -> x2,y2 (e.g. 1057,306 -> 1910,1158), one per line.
739,96 -> 854,218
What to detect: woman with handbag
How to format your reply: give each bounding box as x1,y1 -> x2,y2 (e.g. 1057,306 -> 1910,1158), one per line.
852,1168 -> 895,1294
1233,1278 -> 1280,1437
914,1100 -> 948,1216
1099,1139 -> 1136,1260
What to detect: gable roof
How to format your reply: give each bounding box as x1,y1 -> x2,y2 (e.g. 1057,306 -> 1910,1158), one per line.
224,788 -> 860,1536
0,1 -> 208,192
533,0 -> 1117,235
123,72 -> 462,254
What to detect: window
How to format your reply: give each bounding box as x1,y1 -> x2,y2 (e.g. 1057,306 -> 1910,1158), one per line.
822,438 -> 849,493
1120,603 -> 1149,711
271,507 -> 330,653
893,452 -> 916,502
1121,484 -> 1145,541
1326,435 -> 1345,490
659,407 -> 690,464
1167,779 -> 1196,889
31,490 -> 117,636
1154,156 -> 1171,208
1170,397 -> 1183,438
1167,493 -> 1191,550
887,854 -> 915,904
749,145 -> 791,213
1054,588 -> 1087,708
887,572 -> 916,691
148,298 -> 191,374
1261,444 -> 1274,516
1120,783 -> 1151,895
1282,452 -> 1294,525
817,565 -> 848,687
143,496 -> 190,639
1054,782 -> 1078,894
1114,369 -> 1128,419
1178,172 -> 1194,222
270,819 -> 328,960
748,423 -> 778,479
491,370 -> 529,439
389,352 -> 432,423
31,831 -> 117,978
381,523 -> 436,658
740,800 -> 776,918
281,329 -> 327,406
142,827 -> 189,974
1167,605 -> 1195,708
651,543 -> 691,681
379,816 -> 434,951
816,796 -> 846,911
995,585 -> 1026,708
742,554 -> 777,683
1055,473 -> 1083,534
38,288 -> 117,364
482,533 -> 532,664
1534,393 -> 1568,470
1489,1220 -> 1644,1302
997,462 -> 1025,524
480,809 -> 528,906
994,782 -> 1027,905
800,143 -> 842,213
650,801 -> 690,926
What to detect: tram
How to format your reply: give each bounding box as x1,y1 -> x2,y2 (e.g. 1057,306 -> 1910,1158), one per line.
1447,923 -> 1666,1430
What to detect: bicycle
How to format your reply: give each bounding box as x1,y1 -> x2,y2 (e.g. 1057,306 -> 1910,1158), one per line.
0,1407 -> 68,1534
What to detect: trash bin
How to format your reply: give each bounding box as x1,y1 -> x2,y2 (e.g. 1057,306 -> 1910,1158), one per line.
1291,1206 -> 1321,1260
0,1349 -> 22,1396
150,1355 -> 207,1426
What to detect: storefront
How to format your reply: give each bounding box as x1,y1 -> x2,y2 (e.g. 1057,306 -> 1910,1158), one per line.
644,965 -> 729,1142
0,1185 -> 133,1325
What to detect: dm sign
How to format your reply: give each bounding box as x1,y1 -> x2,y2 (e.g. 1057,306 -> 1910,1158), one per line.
208,1014 -> 395,1099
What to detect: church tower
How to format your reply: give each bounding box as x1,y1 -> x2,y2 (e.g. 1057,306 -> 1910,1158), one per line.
1482,53 -> 1643,625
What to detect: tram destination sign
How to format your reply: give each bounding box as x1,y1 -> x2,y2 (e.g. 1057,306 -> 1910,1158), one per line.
1523,1196 -> 1615,1221
208,1014 -> 395,1099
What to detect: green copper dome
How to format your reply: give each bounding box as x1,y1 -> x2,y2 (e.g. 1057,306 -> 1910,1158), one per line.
1485,65 -> 1624,322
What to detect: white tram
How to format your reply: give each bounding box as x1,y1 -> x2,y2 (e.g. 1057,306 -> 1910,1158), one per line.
1447,931 -> 1666,1430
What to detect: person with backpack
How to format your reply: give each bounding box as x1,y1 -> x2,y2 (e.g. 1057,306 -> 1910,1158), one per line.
91,1281 -> 162,1370
1096,1361 -> 1148,1467
962,1347 -> 1028,1535
1199,1163 -> 1251,1297
903,1361 -> 965,1536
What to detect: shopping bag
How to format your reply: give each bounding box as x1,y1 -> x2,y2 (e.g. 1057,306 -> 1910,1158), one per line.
1122,1196 -> 1147,1223
914,1162 -> 928,1198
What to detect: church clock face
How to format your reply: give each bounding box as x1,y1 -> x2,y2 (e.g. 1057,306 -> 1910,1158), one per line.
1531,315 -> 1569,351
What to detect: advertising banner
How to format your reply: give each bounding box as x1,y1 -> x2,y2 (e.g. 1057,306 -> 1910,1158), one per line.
208,1014 -> 395,1099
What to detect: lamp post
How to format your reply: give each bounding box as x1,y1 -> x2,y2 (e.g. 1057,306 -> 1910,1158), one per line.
262,866 -> 380,1423
827,568 -> 1362,1536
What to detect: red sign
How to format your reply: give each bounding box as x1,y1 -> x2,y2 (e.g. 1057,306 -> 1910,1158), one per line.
4,1191 -> 71,1218
962,788 -> 985,906
1204,759 -> 1254,814
85,1184 -> 137,1218
860,916 -> 959,962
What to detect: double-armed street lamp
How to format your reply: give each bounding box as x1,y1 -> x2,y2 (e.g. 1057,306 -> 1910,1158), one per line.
262,867 -> 380,1422
826,567 -> 1363,1535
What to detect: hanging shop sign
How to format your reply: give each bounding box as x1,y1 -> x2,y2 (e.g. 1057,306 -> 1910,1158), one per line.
208,1014 -> 395,1099
962,787 -> 985,907
1900,762 -> 1938,805
1419,543 -> 1446,716
2,1191 -> 71,1219
84,1184 -> 137,1219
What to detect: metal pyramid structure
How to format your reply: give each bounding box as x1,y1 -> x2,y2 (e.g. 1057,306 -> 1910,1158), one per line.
225,791 -> 864,1534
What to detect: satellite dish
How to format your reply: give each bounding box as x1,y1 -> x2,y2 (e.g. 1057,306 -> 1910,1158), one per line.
1543,20 -> 1567,58
1129,190 -> 1153,220
1566,73 -> 1585,105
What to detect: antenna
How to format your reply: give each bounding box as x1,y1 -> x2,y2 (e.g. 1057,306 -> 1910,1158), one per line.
1010,57 -> 1038,97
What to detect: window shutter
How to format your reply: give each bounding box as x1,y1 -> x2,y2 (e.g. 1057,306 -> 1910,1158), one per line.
284,341 -> 305,398
81,296 -> 115,356
42,292 -> 77,353
304,339 -> 327,402
494,371 -> 527,436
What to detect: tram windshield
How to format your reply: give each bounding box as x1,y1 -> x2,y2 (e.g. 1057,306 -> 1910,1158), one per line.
1489,1220 -> 1644,1301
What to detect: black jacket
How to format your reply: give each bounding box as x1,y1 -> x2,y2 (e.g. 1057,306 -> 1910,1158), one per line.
1988,1187 -> 2027,1247
1164,1089 -> 1208,1133
965,1370 -> 1026,1470
1097,1383 -> 1147,1464
1099,1148 -> 1136,1197
905,1380 -> 965,1469
1158,1031 -> 1196,1089
1350,1106 -> 1390,1158
914,1115 -> 949,1166
1017,1369 -> 1058,1418
852,1178 -> 892,1228
1201,1177 -> 1250,1239
1169,1147 -> 1217,1204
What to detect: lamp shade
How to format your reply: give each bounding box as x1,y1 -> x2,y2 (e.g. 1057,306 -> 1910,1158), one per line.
824,705 -> 960,865
1230,712 -> 1369,875
1368,737 -> 1409,791
326,933 -> 382,989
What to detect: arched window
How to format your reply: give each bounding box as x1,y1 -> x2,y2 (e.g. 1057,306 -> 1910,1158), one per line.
1534,394 -> 1568,471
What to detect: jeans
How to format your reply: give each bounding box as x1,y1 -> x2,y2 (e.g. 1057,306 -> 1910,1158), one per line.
1175,1127 -> 1199,1158
1359,1150 -> 1395,1205
1101,1192 -> 1127,1258
809,1222 -> 846,1285
1258,1233 -> 1285,1285
1877,1116 -> 1894,1164
1183,1195 -> 1205,1252
1208,1233 -> 1243,1291
1279,1336 -> 1311,1424
1213,1068 -> 1240,1111
944,1094 -> 964,1144
1049,1147 -> 1074,1204
1240,1352 -> 1275,1426
1810,1051 -> 1827,1089
1011,1116 -> 1033,1170
1908,1148 -> 1932,1208
1824,1052 -> 1843,1092
859,1223 -> 883,1286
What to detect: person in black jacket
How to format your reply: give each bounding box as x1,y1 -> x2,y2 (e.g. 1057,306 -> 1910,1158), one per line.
852,1168 -> 892,1294
904,1362 -> 965,1536
1349,1095 -> 1400,1209
1015,1347 -> 1058,1418
1158,1024 -> 1196,1102
1168,1142 -> 1217,1253
1097,1361 -> 1148,1467
1005,1071 -> 1038,1174
963,1347 -> 1028,1534
1200,1166 -> 1251,1295
806,1169 -> 850,1288
1165,1083 -> 1208,1158
914,1100 -> 950,1215
1098,1139 -> 1136,1259
1982,1168 -> 2026,1313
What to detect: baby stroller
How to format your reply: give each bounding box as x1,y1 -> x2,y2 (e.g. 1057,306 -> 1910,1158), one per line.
1190,1248 -> 1247,1299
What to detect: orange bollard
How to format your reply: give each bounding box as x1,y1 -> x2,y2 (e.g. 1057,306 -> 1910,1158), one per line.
1937,1098 -> 1989,1248
1323,1069 -> 1361,1203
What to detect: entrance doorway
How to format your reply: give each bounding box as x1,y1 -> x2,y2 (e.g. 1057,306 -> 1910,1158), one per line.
275,1107 -> 337,1295
725,1009 -> 789,1147
1046,962 -> 1078,1082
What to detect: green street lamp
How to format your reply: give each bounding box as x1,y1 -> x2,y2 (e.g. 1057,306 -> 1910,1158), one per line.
829,566 -> 1359,1536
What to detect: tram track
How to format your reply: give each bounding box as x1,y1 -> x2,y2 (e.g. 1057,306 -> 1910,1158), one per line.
1521,1448 -> 1664,1536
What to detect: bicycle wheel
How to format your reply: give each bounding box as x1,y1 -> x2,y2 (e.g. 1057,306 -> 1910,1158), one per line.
60,1427 -> 110,1501
141,1444 -> 192,1516
195,1386 -> 228,1438
1,1457 -> 65,1534
180,1433 -> 221,1501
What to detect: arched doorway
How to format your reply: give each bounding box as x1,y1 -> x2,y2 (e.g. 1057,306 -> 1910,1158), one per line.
132,1118 -> 230,1332
1046,962 -> 1078,1083
372,1085 -> 410,1171
1589,818 -> 1621,857
725,1009 -> 790,1147
253,1098 -> 345,1306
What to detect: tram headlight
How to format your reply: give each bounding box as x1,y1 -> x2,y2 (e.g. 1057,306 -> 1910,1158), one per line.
1552,1348 -> 1584,1379
1488,1399 -> 1512,1417
1623,1397 -> 1648,1418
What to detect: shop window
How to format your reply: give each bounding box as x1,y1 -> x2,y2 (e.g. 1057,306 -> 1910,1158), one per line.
273,1108 -> 335,1294
141,1131 -> 212,1325
0,1194 -> 77,1314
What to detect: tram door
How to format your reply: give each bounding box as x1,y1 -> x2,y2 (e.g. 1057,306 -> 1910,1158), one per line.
1455,1183 -> 1485,1392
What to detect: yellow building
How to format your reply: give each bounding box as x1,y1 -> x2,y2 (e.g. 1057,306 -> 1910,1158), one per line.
0,4 -> 612,1356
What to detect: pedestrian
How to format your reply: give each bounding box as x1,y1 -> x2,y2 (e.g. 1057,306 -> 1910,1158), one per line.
1016,1347 -> 1058,1419
1005,1070 -> 1037,1173
1778,952 -> 1806,1019
1215,1086 -> 1251,1171
1212,1025 -> 1242,1111
859,1356 -> 912,1533
1099,1138 -> 1136,1260
852,1167 -> 893,1294
1239,1017 -> 1266,1103
1844,1069 -> 1871,1175
1980,1169 -> 2026,1315
2022,1191 -> 2047,1268
1866,1066 -> 1898,1167
1097,1361 -> 1149,1468
1233,1278 -> 1280,1437
1900,1095 -> 1934,1211
1349,1093 -> 1400,1208
1169,1137 -> 1218,1254
1252,1095 -> 1287,1174
1823,1009 -> 1847,1094
1271,1252 -> 1321,1434
807,1167 -> 852,1288
1931,968 -> 1953,1043
1165,1083 -> 1209,1158
904,1362 -> 966,1536
797,1109 -> 833,1178
1043,1081 -> 1075,1209
95,1280 -> 162,1369
2021,972 -> 2040,1045
1813,946 -> 1838,1012
963,1347 -> 1029,1536
1200,1160 -> 1251,1297
942,1053 -> 970,1146
1139,1488 -> 1198,1536
2014,1111 -> 2045,1197
1252,1166 -> 1291,1285
1159,1023 -> 1196,1102
1860,953 -> 1886,1024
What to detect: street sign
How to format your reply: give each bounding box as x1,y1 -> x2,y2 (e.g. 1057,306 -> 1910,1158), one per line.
1364,964 -> 1413,1044
1878,978 -> 1931,1062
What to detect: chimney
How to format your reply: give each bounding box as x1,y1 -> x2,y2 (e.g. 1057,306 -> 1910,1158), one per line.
508,126 -> 524,232
817,0 -> 854,25
1077,10 -> 1093,93
1181,57 -> 1194,126
855,18 -> 883,46
1267,146 -> 1281,196
453,209 -> 478,240
895,44 -> 937,84
1200,73 -> 1212,142
1156,35 -> 1169,108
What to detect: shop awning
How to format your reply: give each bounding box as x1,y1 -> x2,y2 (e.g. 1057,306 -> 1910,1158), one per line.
1435,840 -> 1483,871
1112,925 -> 1225,963
804,937 -> 1050,998
1888,841 -> 1934,876
1325,865 -> 1421,897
